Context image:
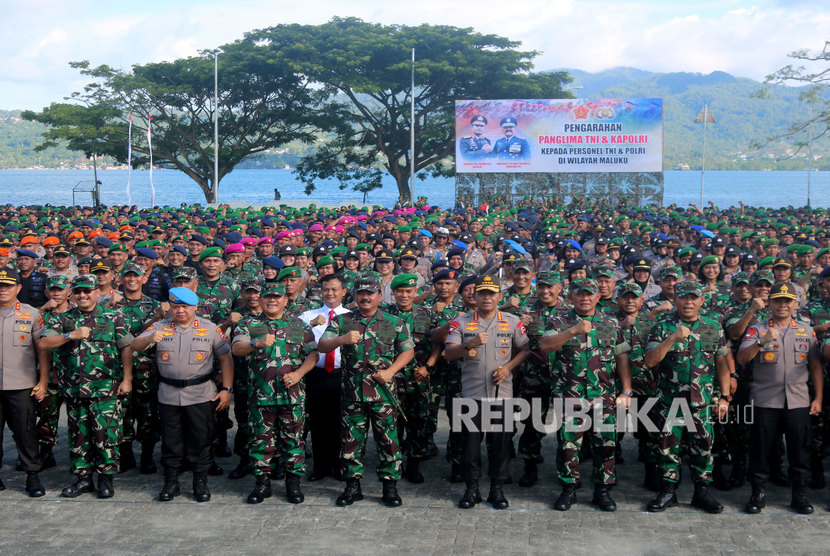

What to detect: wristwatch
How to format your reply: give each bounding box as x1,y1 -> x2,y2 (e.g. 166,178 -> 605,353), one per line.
621,390 -> 634,396
720,395 -> 732,403
220,386 -> 233,394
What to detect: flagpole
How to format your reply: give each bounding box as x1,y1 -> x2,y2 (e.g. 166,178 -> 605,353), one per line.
214,50 -> 219,204
126,115 -> 132,206
147,116 -> 155,207
410,48 -> 415,207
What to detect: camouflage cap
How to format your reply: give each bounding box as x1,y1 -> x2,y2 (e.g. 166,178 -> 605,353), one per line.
569,277 -> 598,294
71,274 -> 97,290
658,265 -> 683,280
390,273 -> 418,290
261,282 -> 286,297
749,270 -> 774,286
536,270 -> 560,286
593,266 -> 616,279
512,260 -> 533,273
172,266 -> 198,281
121,261 -> 146,276
731,271 -> 751,285
240,277 -> 263,291
354,276 -> 381,293
45,274 -> 70,289
617,282 -> 643,297
673,280 -> 703,298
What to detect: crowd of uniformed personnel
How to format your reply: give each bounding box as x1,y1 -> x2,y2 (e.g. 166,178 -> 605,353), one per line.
1,197 -> 830,513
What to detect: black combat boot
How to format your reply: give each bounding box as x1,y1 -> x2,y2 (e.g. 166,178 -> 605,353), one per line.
487,479 -> 508,510
404,459 -> 424,484
97,474 -> 115,499
285,473 -> 304,504
193,471 -> 211,502
158,467 -> 181,501
791,486 -> 814,514
229,455 -> 253,480
119,442 -> 136,472
729,458 -> 747,489
458,481 -> 482,509
214,430 -> 232,458
643,463 -> 661,492
809,456 -> 825,489
25,472 -> 45,498
744,484 -> 766,514
646,482 -> 678,512
691,482 -> 723,514
712,460 -> 731,491
336,478 -> 364,506
518,461 -> 538,488
0,478 -> 6,491
592,484 -> 617,512
140,442 -> 157,474
61,476 -> 94,498
247,474 -> 271,504
39,445 -> 57,470
382,479 -> 402,507
207,458 -> 224,476
553,484 -> 577,511
449,463 -> 464,483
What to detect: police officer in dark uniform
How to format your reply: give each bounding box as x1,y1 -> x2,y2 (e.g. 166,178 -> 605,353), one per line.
492,116 -> 531,160
15,249 -> 48,308
459,115 -> 493,160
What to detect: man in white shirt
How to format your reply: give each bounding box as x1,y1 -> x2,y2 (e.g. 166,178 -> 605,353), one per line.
299,273 -> 351,481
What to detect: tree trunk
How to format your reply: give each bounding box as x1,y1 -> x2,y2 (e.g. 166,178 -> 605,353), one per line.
395,174 -> 411,203
199,178 -> 217,204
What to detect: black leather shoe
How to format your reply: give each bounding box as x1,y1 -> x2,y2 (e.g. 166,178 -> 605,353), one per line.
158,468 -> 181,502
97,474 -> 115,499
518,461 -> 538,488
487,480 -> 509,510
791,489 -> 814,514
140,442 -> 157,474
449,464 -> 464,483
592,484 -> 616,512
25,472 -> 45,498
229,456 -> 253,480
193,471 -> 211,502
307,469 -> 328,482
247,475 -> 272,504
119,443 -> 136,472
647,483 -> 678,512
207,460 -> 224,476
553,484 -> 577,511
61,476 -> 94,498
712,461 -> 731,491
382,479 -> 402,507
744,485 -> 766,514
336,478 -> 364,506
405,459 -> 424,484
39,445 -> 57,470
286,473 -> 304,504
458,483 -> 482,509
691,482 -> 723,514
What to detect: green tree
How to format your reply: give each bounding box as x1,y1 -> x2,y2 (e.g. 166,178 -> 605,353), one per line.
245,18 -> 571,200
24,41 -> 336,204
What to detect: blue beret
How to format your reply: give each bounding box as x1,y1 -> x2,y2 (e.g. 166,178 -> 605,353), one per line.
212,237 -> 226,249
135,247 -> 158,259
224,231 -> 242,244
169,287 -> 199,306
566,239 -> 582,252
432,268 -> 458,283
94,237 -> 113,248
189,234 -> 208,245
260,219 -> 275,228
261,256 -> 285,270
419,229 -> 432,238
16,249 -> 39,259
171,245 -> 188,256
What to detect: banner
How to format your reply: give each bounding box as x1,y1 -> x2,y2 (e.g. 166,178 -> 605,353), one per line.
455,98 -> 663,173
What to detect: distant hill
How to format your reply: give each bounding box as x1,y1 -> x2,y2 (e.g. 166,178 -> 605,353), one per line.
3,68 -> 828,170
558,67 -> 827,170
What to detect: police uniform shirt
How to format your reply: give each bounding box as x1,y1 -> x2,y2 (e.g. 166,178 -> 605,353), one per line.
18,271 -> 48,308
0,301 -> 43,390
740,318 -> 818,409
140,317 -> 230,406
446,310 -> 528,399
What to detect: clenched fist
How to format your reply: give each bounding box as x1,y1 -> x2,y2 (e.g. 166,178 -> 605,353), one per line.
310,314 -> 326,327
673,325 -> 691,341
467,332 -> 488,348
151,329 -> 165,344
750,297 -> 766,313
658,301 -> 673,313
762,328 -> 779,344
72,327 -> 91,340
257,334 -> 276,348
341,330 -> 361,345
572,320 -> 592,335
507,296 -> 520,308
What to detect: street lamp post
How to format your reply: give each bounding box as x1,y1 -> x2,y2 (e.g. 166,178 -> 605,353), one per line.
214,50 -> 219,204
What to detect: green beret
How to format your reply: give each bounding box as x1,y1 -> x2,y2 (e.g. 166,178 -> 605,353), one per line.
108,243 -> 127,254
700,255 -> 721,267
759,256 -> 777,268
390,273 -> 418,290
315,255 -> 334,269
198,246 -> 223,262
276,266 -> 303,281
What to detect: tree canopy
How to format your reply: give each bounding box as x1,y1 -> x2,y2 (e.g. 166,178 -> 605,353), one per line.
244,17 -> 572,200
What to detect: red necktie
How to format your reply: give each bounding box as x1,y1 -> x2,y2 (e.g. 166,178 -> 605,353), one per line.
324,309 -> 336,372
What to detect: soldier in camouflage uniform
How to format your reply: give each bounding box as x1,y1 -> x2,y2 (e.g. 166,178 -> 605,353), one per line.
644,280 -> 732,514
383,273 -> 437,483
594,266 -> 617,314
318,276 -> 415,507
541,278 -> 633,512
517,270 -> 564,487
41,274 -> 134,499
36,274 -> 73,469
231,283 -> 318,504
500,260 -> 536,315
279,266 -> 314,318
112,261 -> 163,474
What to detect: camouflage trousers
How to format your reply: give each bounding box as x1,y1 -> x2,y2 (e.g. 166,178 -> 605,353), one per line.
249,404 -> 305,477
655,401 -> 714,484
121,390 -> 160,445
36,383 -> 63,447
556,399 -> 617,485
65,397 -> 123,477
517,374 -> 552,464
396,376 -> 432,460
340,400 -> 402,480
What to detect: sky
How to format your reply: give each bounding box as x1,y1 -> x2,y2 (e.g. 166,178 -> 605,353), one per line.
2,0 -> 828,110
